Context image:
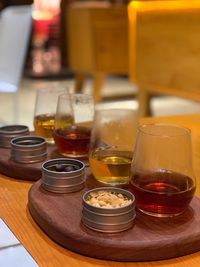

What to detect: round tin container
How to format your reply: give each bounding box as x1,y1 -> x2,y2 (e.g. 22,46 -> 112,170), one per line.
82,187 -> 136,233
41,158 -> 85,193
11,136 -> 47,163
0,125 -> 29,148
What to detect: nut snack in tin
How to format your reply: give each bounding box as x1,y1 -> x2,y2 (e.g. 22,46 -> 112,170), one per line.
82,187 -> 136,233
0,125 -> 29,148
41,158 -> 86,193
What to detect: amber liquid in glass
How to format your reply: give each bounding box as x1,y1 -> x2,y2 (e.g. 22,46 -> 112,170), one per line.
89,150 -> 133,185
34,113 -> 55,143
53,125 -> 91,157
129,170 -> 196,217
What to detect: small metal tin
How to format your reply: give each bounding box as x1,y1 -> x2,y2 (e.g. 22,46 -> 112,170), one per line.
41,158 -> 85,193
0,125 -> 29,148
82,187 -> 136,233
11,136 -> 47,163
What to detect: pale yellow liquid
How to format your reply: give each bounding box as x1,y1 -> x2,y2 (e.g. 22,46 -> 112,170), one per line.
34,114 -> 55,143
89,150 -> 133,185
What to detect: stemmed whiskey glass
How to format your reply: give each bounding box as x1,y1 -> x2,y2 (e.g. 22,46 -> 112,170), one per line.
129,123 -> 196,217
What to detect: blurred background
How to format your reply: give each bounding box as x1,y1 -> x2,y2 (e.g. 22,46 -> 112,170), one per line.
1,0 -> 200,130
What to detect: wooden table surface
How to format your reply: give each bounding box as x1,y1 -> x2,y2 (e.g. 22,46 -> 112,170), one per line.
1,113 -> 200,267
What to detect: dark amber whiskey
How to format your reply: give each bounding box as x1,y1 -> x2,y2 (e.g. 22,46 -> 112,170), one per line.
53,125 -> 91,157
129,170 -> 196,216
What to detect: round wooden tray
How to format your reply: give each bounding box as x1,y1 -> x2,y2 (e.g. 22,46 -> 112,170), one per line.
28,175 -> 200,262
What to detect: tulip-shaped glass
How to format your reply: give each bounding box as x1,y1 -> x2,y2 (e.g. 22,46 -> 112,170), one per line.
53,93 -> 94,157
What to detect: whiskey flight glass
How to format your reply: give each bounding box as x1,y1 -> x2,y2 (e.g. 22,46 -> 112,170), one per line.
129,123 -> 196,217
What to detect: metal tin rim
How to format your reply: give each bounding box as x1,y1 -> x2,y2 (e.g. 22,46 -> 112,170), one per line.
42,158 -> 85,175
11,136 -> 46,147
83,187 -> 135,212
0,125 -> 29,135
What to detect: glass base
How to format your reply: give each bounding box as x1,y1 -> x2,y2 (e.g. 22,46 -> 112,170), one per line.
46,140 -> 55,145
58,152 -> 88,158
138,208 -> 185,218
94,177 -> 129,187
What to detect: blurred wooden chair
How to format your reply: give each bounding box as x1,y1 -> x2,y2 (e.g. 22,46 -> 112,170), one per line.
65,1 -> 128,102
128,1 -> 200,117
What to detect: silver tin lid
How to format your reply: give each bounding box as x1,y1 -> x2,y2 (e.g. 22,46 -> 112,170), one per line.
11,136 -> 47,163
0,125 -> 29,148
41,158 -> 85,193
82,187 -> 136,233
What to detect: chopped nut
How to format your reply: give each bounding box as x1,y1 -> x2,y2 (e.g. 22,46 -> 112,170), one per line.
86,190 -> 132,208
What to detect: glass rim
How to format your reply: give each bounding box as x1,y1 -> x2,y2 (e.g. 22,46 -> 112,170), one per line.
36,87 -> 69,93
138,123 -> 191,137
94,108 -> 136,113
58,92 -> 93,98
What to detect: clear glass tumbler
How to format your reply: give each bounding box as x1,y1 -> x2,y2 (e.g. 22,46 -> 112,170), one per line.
89,108 -> 138,186
129,123 -> 196,217
33,85 -> 68,144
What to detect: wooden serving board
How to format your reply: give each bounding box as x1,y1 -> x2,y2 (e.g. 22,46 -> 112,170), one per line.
28,176 -> 200,262
0,145 -> 59,181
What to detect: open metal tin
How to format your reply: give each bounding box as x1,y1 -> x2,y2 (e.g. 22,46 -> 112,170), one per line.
0,125 -> 29,148
82,187 -> 136,233
11,136 -> 47,163
41,158 -> 86,193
